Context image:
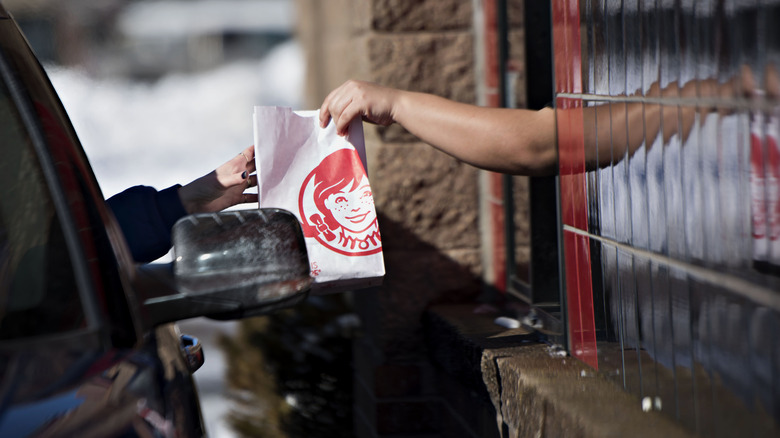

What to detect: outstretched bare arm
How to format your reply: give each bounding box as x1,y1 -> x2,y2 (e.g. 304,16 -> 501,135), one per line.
320,75 -> 750,176
320,80 -> 557,176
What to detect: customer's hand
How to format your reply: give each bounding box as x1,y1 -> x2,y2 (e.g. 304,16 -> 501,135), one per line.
178,145 -> 258,214
319,80 -> 400,135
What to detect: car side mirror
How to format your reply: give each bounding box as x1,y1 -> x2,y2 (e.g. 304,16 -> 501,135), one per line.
134,209 -> 311,328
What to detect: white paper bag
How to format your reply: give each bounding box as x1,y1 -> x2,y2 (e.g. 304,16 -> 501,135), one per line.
253,106 -> 385,292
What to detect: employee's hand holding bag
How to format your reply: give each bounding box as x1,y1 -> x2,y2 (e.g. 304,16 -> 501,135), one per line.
253,106 -> 385,293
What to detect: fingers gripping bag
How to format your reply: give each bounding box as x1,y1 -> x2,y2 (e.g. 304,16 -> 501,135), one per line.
253,107 -> 385,293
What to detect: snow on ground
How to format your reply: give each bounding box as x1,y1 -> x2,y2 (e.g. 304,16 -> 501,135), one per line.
47,40 -> 304,199
46,40 -> 304,438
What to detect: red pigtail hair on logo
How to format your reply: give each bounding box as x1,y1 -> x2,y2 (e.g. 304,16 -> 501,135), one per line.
309,213 -> 336,241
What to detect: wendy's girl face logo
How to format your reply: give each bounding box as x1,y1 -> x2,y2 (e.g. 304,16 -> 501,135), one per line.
299,148 -> 382,256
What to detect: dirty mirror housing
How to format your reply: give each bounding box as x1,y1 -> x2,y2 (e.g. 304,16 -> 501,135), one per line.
135,209 -> 311,327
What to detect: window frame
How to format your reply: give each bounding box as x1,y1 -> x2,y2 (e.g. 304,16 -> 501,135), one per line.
0,15 -> 127,347
497,1 -> 567,347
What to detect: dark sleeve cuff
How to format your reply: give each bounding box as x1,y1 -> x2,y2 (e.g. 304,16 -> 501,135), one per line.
156,184 -> 189,231
106,184 -> 188,263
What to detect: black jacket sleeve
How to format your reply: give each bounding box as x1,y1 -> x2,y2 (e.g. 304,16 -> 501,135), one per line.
106,185 -> 189,263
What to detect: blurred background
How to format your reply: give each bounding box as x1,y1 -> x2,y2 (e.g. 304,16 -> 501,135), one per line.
5,1 -> 358,437
6,0 -> 301,200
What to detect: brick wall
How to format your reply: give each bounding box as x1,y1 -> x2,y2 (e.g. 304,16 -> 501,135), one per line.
294,0 -> 529,436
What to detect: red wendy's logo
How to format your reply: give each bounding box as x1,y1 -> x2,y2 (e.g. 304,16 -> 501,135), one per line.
298,148 -> 382,256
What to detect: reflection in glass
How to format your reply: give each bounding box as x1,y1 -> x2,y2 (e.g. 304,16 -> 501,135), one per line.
555,0 -> 780,435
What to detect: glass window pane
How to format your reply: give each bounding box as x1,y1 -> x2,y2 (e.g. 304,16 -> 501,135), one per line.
0,74 -> 84,340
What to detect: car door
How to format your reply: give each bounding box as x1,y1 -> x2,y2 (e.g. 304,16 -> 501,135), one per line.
0,6 -> 205,437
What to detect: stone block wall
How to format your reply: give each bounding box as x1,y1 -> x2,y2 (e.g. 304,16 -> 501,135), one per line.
294,0 -> 528,436
295,0 -> 484,335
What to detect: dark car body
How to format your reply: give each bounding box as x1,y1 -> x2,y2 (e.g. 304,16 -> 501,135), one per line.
0,4 -> 310,436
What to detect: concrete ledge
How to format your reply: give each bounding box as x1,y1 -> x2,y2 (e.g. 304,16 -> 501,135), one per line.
424,304 -> 696,438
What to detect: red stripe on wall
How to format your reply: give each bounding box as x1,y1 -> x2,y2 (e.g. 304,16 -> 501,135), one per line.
563,231 -> 598,368
483,0 -> 506,291
491,173 -> 507,291
553,0 -> 598,369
